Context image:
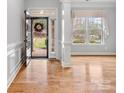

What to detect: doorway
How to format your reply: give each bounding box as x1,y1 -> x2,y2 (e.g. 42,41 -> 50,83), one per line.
31,17 -> 49,58
24,11 -> 49,66
24,9 -> 57,63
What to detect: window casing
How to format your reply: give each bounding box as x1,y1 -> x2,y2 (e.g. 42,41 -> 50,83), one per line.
72,10 -> 109,45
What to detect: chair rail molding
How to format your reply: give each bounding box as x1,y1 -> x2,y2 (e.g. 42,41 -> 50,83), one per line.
7,41 -> 25,88
7,41 -> 24,55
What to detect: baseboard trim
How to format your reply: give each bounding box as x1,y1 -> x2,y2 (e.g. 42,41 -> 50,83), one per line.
71,52 -> 116,56
7,56 -> 25,89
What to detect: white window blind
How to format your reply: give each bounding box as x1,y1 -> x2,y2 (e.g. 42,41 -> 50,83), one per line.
72,9 -> 110,45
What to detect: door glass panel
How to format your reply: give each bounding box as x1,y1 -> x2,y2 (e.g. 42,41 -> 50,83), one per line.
32,18 -> 48,57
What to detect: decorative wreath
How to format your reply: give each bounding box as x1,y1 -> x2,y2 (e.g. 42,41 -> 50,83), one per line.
34,23 -> 44,32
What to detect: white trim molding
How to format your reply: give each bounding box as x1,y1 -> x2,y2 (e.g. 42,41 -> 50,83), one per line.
7,42 -> 25,88
7,42 -> 23,51
60,0 -> 115,3
7,42 -> 24,56
71,52 -> 116,55
7,56 -> 25,88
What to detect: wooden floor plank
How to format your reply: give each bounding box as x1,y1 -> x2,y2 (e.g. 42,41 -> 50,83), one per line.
8,56 -> 116,93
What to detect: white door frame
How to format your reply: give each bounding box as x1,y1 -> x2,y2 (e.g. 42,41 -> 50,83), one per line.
27,7 -> 58,59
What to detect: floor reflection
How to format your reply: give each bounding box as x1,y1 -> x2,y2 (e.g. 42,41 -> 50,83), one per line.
8,56 -> 116,93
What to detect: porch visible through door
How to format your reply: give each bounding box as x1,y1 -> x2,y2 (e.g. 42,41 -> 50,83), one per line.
32,17 -> 48,58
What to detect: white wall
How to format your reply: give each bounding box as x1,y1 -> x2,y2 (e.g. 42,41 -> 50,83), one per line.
25,0 -> 59,8
25,0 -> 62,59
71,4 -> 116,55
7,0 -> 25,87
25,0 -> 116,57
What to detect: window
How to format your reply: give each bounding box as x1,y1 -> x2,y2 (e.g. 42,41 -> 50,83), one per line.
88,17 -> 103,44
72,10 -> 109,45
72,17 -> 86,43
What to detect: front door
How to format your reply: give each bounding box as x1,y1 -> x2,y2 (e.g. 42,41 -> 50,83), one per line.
31,17 -> 48,58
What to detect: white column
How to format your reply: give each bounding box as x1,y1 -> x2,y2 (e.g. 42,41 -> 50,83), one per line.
61,2 -> 72,67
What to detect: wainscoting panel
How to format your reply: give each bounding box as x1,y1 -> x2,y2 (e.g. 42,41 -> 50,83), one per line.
7,42 -> 25,88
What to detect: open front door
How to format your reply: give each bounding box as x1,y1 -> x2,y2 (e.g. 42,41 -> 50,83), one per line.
24,10 -> 32,66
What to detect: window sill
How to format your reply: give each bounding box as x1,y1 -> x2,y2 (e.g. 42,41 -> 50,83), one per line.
72,43 -> 105,46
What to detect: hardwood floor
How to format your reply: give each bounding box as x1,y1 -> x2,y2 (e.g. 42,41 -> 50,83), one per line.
32,49 -> 47,57
8,56 -> 116,93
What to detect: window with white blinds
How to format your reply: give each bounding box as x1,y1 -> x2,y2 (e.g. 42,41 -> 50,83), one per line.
72,9 -> 109,45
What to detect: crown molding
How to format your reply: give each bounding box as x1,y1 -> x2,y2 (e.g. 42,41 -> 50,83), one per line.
59,0 -> 115,3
